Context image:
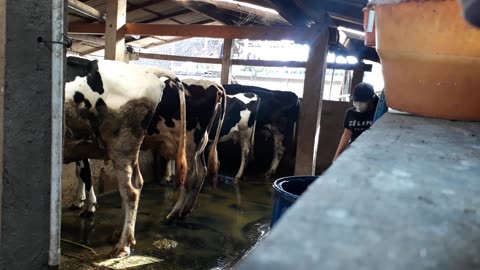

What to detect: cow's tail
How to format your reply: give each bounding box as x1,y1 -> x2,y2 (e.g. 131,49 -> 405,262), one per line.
146,67 -> 187,187
249,96 -> 261,159
291,98 -> 301,152
206,87 -> 227,187
141,65 -> 178,82
175,80 -> 188,187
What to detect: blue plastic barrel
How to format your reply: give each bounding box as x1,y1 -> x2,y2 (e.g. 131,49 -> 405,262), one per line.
270,176 -> 318,227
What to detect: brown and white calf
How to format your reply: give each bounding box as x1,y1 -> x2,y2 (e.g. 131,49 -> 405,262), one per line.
63,56 -> 187,257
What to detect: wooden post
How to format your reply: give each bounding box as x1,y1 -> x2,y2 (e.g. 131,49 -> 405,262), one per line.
350,63 -> 365,94
221,38 -> 233,85
105,0 -> 126,61
294,24 -> 329,175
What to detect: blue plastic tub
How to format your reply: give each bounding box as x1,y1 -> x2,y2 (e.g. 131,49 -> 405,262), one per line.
270,176 -> 318,227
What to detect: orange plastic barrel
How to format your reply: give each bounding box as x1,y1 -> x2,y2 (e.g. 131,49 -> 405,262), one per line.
375,0 -> 480,121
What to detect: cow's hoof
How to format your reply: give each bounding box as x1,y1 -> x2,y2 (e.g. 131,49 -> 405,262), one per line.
80,210 -> 94,218
68,204 -> 82,211
109,246 -> 130,258
162,215 -> 175,225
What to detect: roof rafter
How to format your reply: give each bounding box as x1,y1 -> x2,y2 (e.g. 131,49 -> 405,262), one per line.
127,0 -> 168,12
168,0 -> 232,24
75,18 -> 215,56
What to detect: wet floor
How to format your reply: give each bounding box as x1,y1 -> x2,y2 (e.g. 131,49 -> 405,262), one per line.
61,178 -> 274,270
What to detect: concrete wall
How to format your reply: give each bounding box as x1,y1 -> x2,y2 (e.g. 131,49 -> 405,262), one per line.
0,0 -> 5,234
0,1 -> 55,268
315,100 -> 352,174
62,150 -> 156,207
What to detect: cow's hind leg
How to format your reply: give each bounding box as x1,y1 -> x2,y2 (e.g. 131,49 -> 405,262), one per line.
69,161 -> 86,210
163,160 -> 175,182
165,156 -> 206,221
180,158 -> 207,218
101,99 -> 154,257
110,157 -> 143,257
265,127 -> 285,178
234,128 -> 253,182
164,185 -> 188,223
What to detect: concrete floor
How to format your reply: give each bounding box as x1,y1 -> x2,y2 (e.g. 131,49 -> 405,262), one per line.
61,178 -> 273,270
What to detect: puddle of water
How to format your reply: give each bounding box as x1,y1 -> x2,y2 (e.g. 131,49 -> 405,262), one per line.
61,178 -> 274,270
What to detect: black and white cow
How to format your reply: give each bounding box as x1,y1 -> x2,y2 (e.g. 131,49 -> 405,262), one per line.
211,93 -> 260,182
162,87 -> 259,183
223,84 -> 299,178
67,74 -> 226,220
64,56 -> 187,257
142,78 -> 226,221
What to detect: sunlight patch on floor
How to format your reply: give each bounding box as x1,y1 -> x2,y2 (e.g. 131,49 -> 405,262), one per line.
93,255 -> 163,269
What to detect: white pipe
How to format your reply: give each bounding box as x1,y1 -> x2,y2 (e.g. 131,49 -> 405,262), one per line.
49,0 -> 65,267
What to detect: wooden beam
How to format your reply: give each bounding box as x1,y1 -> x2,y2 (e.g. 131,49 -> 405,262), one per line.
69,23 -> 318,41
294,23 -> 329,175
137,52 -> 370,70
68,0 -> 105,21
126,24 -> 316,41
105,0 -> 127,61
221,38 -> 233,84
74,18 -> 213,57
69,34 -> 105,45
233,59 -> 306,68
138,52 -> 222,64
69,23 -> 105,35
79,45 -> 105,56
233,59 -> 371,70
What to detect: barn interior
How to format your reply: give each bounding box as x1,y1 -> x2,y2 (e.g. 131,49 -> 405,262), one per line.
1,0 -> 480,269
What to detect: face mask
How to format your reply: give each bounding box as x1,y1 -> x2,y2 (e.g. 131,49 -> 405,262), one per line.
353,101 -> 369,113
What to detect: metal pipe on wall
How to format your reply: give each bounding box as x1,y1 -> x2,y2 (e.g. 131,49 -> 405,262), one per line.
49,0 -> 65,267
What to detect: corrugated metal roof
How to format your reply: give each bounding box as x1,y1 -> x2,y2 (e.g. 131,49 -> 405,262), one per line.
67,0 -> 375,60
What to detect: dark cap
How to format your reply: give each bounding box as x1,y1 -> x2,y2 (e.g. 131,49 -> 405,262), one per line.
352,82 -> 375,102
